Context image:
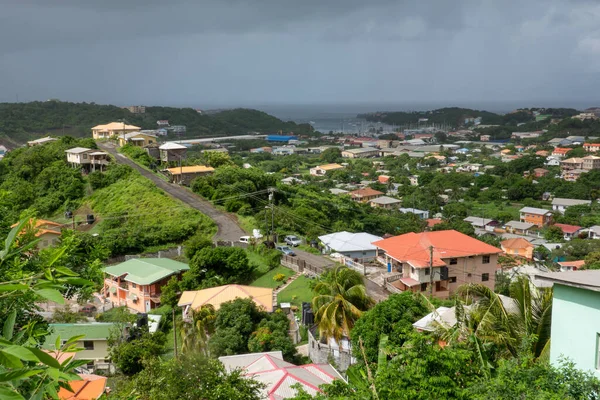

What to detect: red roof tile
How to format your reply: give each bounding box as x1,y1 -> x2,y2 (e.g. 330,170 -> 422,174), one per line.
426,218 -> 443,228
373,230 -> 502,268
554,223 -> 582,234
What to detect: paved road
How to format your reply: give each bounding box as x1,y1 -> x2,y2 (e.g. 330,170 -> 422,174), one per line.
98,142 -> 246,241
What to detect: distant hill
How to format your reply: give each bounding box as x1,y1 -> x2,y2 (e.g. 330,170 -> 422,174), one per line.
359,107 -> 579,128
0,101 -> 313,145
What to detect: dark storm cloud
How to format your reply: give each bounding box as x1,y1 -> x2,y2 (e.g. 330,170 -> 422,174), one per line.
0,0 -> 599,106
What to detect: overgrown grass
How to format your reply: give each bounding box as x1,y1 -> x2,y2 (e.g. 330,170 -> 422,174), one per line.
246,249 -> 272,275
89,170 -> 216,255
277,275 -> 314,307
236,214 -> 257,235
250,265 -> 295,289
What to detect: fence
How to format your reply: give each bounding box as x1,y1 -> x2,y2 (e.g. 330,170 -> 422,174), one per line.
341,257 -> 366,275
281,255 -> 325,276
383,273 -> 403,294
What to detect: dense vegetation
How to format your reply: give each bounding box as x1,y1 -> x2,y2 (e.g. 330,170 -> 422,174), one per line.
359,107 -> 579,129
0,137 -> 215,255
0,100 -> 313,146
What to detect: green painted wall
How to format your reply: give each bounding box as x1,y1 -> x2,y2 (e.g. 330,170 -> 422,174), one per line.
550,283 -> 600,376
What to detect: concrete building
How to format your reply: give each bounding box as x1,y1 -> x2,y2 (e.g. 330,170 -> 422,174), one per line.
505,221 -> 536,235
583,155 -> 600,170
318,231 -> 383,261
92,122 -> 140,140
399,208 -> 429,219
551,198 -> 592,214
584,143 -> 600,153
117,132 -> 157,147
125,105 -> 146,114
349,188 -> 383,202
341,147 -> 379,158
535,271 -> 600,377
65,147 -> 109,172
519,207 -> 553,227
103,258 -> 190,313
166,165 -> 214,185
159,142 -> 187,163
370,196 -> 402,209
501,238 -> 534,260
373,230 -> 502,299
12,219 -> 62,250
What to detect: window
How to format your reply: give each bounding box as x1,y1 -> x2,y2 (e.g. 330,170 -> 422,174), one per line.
597,334 -> 600,370
450,277 -> 457,283
482,255 -> 490,264
131,283 -> 137,289
411,266 -> 415,274
424,268 -> 430,275
449,258 -> 458,265
420,283 -> 427,292
482,273 -> 489,282
83,341 -> 94,350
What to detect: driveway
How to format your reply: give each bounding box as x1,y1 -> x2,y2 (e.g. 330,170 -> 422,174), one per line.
97,142 -> 246,241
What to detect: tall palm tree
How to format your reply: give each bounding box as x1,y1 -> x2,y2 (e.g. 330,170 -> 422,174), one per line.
312,265 -> 375,342
180,304 -> 216,356
439,275 -> 552,370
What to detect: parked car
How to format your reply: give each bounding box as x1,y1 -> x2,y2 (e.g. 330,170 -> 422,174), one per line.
284,235 -> 302,247
276,245 -> 296,256
239,236 -> 251,244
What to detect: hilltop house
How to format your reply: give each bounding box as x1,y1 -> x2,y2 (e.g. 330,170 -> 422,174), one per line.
551,198 -> 592,214
178,285 -> 274,320
166,165 -> 214,185
159,142 -> 187,163
91,122 -> 140,140
309,163 -> 344,176
43,323 -> 118,372
501,238 -> 534,260
117,132 -> 157,147
65,147 -> 109,172
535,271 -> 600,377
373,230 -> 502,299
318,231 -> 383,261
104,258 -> 190,313
519,207 -> 553,227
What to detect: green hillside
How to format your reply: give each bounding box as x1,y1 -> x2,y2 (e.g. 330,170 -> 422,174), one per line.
0,101 -> 313,146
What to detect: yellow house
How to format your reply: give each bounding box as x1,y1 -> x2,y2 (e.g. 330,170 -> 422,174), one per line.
11,219 -> 62,249
92,122 -> 141,140
117,132 -> 157,147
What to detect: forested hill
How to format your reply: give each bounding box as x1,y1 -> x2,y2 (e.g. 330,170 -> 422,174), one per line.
359,107 -> 579,127
0,101 -> 313,146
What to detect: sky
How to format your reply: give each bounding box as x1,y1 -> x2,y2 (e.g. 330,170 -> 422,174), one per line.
1,0 -> 600,109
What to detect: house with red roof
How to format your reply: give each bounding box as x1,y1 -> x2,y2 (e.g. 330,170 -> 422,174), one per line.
219,351 -> 344,399
373,230 -> 502,299
584,143 -> 600,153
552,147 -> 572,158
557,260 -> 585,272
553,223 -> 583,241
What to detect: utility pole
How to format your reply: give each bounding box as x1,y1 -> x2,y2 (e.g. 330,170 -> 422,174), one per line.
429,245 -> 434,297
264,207 -> 270,242
268,188 -> 275,243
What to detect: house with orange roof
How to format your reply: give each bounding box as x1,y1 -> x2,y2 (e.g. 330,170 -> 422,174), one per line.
377,175 -> 390,184
557,260 -> 585,272
165,165 -> 214,185
178,284 -> 274,320
552,147 -> 572,158
349,188 -> 383,203
584,143 -> 600,153
11,218 -> 62,249
373,230 -> 502,298
501,238 -> 534,260
309,163 -> 344,176
58,374 -> 107,400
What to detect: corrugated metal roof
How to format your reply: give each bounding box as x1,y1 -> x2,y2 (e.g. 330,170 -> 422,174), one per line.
103,258 -> 189,285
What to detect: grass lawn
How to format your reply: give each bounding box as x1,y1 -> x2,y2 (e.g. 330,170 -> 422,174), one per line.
467,201 -> 522,221
247,249 -> 272,275
277,275 -> 314,308
250,265 -> 295,289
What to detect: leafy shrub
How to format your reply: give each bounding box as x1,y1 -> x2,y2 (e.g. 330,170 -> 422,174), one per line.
273,273 -> 286,282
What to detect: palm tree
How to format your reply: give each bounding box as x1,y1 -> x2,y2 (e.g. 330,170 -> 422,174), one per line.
180,304 -> 216,356
312,265 -> 375,342
438,275 -> 552,371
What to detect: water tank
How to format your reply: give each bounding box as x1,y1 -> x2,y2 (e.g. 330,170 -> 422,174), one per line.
86,214 -> 95,225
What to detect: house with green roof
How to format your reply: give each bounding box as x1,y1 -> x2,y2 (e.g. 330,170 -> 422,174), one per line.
43,323 -> 118,372
103,258 -> 189,313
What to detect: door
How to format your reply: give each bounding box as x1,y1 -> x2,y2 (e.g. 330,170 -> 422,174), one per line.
145,300 -> 151,312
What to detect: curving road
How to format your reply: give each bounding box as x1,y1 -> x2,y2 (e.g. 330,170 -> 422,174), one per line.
97,142 -> 246,241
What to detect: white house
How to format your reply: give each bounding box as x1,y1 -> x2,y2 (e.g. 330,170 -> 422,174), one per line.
318,231 -> 383,261
399,208 -> 429,219
551,198 -> 592,214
